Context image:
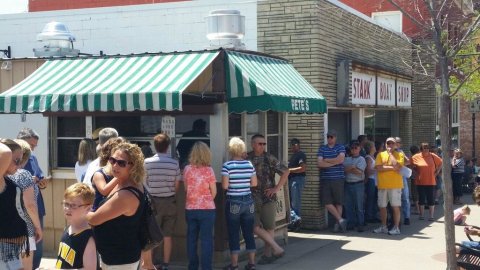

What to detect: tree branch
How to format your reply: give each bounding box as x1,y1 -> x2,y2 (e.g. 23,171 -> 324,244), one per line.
449,65 -> 480,97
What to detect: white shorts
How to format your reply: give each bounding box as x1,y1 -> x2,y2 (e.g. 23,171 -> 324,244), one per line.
23,236 -> 37,252
101,260 -> 139,270
377,188 -> 402,207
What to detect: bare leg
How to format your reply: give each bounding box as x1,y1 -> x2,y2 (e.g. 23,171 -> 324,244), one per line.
21,252 -> 33,270
254,226 -> 284,257
141,250 -> 155,270
429,205 -> 435,219
163,236 -> 172,264
230,253 -> 239,267
248,252 -> 256,265
325,204 -> 342,221
392,206 -> 401,228
379,207 -> 387,226
419,205 -> 425,218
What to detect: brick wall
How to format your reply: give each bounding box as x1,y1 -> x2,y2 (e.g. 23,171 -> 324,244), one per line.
411,40 -> 437,147
258,0 -> 428,229
459,98 -> 480,160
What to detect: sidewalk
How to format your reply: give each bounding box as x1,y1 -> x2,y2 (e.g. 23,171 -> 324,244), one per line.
40,194 -> 477,269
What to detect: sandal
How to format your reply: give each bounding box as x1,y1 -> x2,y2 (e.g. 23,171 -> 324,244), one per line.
428,217 -> 435,221
244,263 -> 256,270
273,251 -> 285,259
257,255 -> 275,265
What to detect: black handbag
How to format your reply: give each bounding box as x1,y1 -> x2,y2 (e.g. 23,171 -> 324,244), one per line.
124,187 -> 164,251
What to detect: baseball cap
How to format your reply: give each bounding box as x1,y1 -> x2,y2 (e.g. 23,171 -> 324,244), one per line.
327,130 -> 337,137
291,138 -> 300,145
386,137 -> 396,144
350,140 -> 360,147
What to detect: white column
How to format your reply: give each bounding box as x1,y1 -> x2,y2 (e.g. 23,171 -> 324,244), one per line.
210,103 -> 229,182
351,108 -> 365,139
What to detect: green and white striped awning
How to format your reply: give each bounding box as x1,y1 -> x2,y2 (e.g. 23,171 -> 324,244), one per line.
226,51 -> 327,113
0,51 -> 219,113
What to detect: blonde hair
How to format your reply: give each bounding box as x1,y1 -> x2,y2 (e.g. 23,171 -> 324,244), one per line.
13,139 -> 31,166
462,205 -> 471,215
228,137 -> 246,158
64,183 -> 95,205
100,137 -> 127,166
188,141 -> 211,167
111,142 -> 145,185
78,138 -> 97,165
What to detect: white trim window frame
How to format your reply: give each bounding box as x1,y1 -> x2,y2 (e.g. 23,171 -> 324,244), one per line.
371,11 -> 403,33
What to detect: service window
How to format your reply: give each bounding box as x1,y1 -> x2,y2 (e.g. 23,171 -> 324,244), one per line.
55,117 -> 85,168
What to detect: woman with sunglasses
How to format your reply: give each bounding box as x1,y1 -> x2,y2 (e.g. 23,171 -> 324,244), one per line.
8,139 -> 43,270
0,139 -> 30,270
91,137 -> 126,211
87,142 -> 146,270
411,143 -> 442,221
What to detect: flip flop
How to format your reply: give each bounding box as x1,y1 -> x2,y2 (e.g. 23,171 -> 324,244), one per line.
273,251 -> 285,259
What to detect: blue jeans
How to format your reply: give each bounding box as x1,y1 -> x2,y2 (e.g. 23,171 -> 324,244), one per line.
185,209 -> 216,270
225,195 -> 256,253
364,178 -> 378,220
401,177 -> 411,219
289,175 -> 305,217
344,181 -> 365,227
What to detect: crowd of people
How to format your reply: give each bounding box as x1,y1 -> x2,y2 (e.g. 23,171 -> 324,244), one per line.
2,125 -> 480,270
0,127 -> 289,270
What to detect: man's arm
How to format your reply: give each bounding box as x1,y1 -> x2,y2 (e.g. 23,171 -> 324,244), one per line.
318,156 -> 335,168
265,167 -> 289,198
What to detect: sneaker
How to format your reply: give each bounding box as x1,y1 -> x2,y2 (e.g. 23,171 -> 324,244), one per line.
404,218 -> 410,225
373,225 -> 388,234
332,223 -> 340,233
388,227 -> 401,235
339,218 -> 347,233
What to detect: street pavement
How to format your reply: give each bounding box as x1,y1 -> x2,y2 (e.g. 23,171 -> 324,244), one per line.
40,194 -> 478,269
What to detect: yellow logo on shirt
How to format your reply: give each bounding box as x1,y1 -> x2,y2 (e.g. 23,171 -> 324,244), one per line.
56,242 -> 76,267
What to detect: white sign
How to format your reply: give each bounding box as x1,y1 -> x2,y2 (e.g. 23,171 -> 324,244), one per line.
275,174 -> 287,222
469,99 -> 480,113
377,76 -> 396,106
351,72 -> 376,105
396,80 -> 412,107
161,116 -> 176,156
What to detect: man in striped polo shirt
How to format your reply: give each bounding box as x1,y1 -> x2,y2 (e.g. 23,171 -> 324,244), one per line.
317,129 -> 347,233
142,133 -> 182,270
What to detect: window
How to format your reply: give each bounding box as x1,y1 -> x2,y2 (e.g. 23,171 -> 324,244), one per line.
372,11 -> 402,33
55,117 -> 85,168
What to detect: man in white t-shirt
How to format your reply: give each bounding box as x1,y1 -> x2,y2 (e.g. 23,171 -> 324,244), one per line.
82,128 -> 118,186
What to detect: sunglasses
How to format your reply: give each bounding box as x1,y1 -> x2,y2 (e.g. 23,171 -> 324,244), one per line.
327,135 -> 334,139
257,142 -> 267,146
386,141 -> 395,145
108,157 -> 132,168
13,158 -> 22,166
61,201 -> 89,210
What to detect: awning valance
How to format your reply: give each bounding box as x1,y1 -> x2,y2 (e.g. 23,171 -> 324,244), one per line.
225,51 -> 327,113
0,51 -> 219,113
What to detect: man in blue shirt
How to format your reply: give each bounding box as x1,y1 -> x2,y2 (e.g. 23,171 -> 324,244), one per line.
17,128 -> 49,270
317,130 -> 347,232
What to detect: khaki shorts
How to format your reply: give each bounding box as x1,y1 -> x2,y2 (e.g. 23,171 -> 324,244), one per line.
377,188 -> 402,208
151,196 -> 177,237
253,195 -> 276,230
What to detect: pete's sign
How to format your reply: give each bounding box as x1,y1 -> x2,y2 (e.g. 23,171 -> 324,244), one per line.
396,80 -> 412,107
291,98 -> 310,112
377,76 -> 395,106
351,72 -> 376,105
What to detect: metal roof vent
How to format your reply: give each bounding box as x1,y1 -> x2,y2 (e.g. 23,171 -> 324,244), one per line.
33,21 -> 79,57
206,10 -> 245,50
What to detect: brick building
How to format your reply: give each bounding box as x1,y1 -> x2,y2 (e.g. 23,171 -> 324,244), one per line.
1,0 -> 435,236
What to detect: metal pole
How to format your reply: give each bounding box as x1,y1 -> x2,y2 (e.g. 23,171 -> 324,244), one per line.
473,112 -> 476,158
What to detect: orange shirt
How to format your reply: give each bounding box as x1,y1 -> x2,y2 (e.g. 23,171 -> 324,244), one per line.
183,165 -> 216,210
412,152 -> 442,186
